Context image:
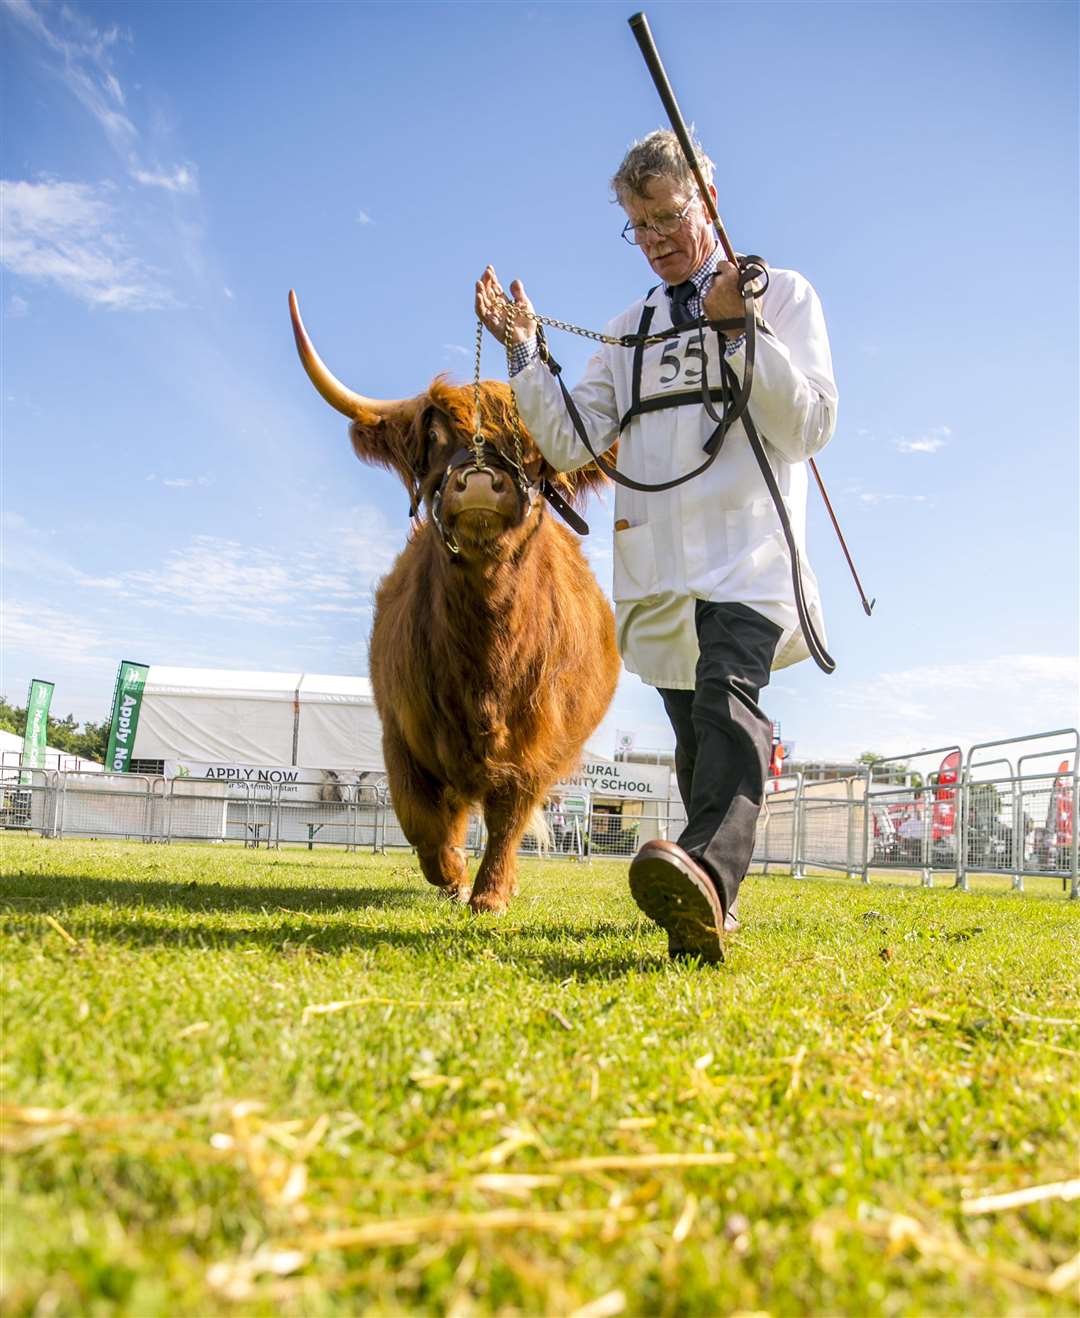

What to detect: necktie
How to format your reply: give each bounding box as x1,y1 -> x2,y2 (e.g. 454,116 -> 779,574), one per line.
668,279 -> 696,327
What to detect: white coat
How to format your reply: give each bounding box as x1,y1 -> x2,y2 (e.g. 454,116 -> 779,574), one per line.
511,265 -> 838,688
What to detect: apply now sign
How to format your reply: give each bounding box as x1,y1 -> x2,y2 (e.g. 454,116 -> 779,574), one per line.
105,661 -> 149,773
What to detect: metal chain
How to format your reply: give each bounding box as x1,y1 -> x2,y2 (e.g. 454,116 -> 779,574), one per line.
501,305 -> 527,477
520,307 -> 626,346
495,270 -> 769,349
470,306 -> 529,489
520,302 -> 765,348
470,317 -> 488,467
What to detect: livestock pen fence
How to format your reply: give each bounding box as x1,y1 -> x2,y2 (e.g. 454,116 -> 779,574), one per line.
0,771 -> 677,862
752,729 -> 1078,897
2,728 -> 1076,898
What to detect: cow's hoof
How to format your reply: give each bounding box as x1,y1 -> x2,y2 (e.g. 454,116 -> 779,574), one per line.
469,891 -> 508,915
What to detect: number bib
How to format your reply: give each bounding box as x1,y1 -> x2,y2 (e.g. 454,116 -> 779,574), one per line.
617,300 -> 733,434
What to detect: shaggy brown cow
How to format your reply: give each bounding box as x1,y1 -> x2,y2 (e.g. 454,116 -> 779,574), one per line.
290,292 -> 619,912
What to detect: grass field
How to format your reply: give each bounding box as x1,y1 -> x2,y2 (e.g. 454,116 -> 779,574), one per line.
3,836 -> 1078,1316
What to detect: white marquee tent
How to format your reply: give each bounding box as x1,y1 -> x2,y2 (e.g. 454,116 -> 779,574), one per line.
0,728 -> 103,774
129,667 -> 384,773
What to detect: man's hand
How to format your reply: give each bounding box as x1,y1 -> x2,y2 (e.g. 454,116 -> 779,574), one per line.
475,266 -> 535,347
701,262 -> 746,328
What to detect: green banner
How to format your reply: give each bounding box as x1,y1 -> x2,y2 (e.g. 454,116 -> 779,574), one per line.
20,678 -> 55,783
105,661 -> 149,773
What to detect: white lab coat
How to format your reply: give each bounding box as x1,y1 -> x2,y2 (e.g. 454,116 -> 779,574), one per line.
511,265 -> 838,687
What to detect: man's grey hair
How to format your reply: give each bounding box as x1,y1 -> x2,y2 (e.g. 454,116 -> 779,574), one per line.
611,128 -> 714,205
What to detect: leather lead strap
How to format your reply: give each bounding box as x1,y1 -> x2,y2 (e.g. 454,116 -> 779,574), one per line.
628,301 -> 653,421
541,479 -> 589,535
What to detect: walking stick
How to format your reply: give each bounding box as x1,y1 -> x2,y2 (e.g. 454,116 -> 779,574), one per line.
628,11 -> 876,616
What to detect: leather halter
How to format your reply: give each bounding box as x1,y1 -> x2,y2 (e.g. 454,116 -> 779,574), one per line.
429,441 -> 588,556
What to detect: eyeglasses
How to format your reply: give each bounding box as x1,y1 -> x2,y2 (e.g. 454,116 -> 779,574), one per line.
620,199 -> 699,246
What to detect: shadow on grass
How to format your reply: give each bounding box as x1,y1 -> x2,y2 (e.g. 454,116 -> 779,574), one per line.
1,871 -> 423,914
1,874 -> 670,978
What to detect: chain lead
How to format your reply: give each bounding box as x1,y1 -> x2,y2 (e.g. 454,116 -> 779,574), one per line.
502,303 -> 528,479
471,317 -> 488,469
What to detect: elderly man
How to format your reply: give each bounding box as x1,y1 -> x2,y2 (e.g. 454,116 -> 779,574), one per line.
476,129 -> 837,963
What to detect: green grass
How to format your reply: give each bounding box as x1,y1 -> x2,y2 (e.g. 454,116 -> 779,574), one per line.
2,836 -> 1078,1316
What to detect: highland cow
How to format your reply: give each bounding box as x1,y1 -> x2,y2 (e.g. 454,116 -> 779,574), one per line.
290,292 -> 619,912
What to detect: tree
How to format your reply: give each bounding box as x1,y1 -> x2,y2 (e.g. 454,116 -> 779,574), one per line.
0,696 -> 23,736
968,782 -> 1002,823
858,751 -> 922,789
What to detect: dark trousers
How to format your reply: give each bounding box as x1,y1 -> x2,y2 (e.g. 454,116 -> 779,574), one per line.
658,601 -> 782,919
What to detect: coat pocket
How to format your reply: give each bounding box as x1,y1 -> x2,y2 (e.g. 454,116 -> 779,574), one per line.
723,498 -> 786,578
612,522 -> 659,602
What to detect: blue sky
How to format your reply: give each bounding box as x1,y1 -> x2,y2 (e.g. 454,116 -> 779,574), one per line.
3,0 -> 1077,762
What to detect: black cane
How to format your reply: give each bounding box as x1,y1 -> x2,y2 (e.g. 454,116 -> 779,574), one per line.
627,12 -> 738,266
628,11 -> 876,617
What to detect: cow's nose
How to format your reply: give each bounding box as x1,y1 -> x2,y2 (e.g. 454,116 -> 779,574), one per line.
457,467 -> 504,493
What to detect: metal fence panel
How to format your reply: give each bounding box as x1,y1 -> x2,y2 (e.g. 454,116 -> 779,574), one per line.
5,730 -> 1075,899
271,785 -> 383,851
959,730 -> 1079,894
752,777 -> 801,874
55,773 -> 159,841
0,769 -> 53,833
165,780 -> 235,843
800,782 -> 860,877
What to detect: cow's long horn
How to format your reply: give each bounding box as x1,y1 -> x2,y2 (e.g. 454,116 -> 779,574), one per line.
289,289 -> 409,421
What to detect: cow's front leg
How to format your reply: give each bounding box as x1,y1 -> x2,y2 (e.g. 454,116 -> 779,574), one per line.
415,803 -> 472,904
384,735 -> 472,902
470,787 -> 535,914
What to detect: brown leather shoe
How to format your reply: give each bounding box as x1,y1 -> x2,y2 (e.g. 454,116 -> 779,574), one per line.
629,839 -> 725,965
669,910 -> 739,959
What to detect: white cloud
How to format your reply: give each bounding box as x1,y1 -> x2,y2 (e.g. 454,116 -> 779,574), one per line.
7,294 -> 29,316
3,0 -> 195,195
103,71 -> 125,106
61,525 -> 400,627
819,655 -> 1078,759
132,163 -> 198,194
223,286 -> 235,300
1,177 -> 174,310
1,598 -> 118,672
897,438 -> 945,455
2,0 -> 138,154
356,209 -> 374,226
896,426 -> 951,455
857,492 -> 930,506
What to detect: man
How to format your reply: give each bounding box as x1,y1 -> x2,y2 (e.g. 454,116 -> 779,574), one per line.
476,129 -> 837,963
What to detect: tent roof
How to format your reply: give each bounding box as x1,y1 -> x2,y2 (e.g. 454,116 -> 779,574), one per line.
132,666 -> 382,771
144,666 -> 374,704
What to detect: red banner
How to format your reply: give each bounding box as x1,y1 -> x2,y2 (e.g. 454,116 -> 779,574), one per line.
931,750 -> 961,841
1048,759 -> 1074,848
769,740 -> 785,791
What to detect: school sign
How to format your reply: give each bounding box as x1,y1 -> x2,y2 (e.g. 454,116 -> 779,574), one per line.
553,758 -> 671,800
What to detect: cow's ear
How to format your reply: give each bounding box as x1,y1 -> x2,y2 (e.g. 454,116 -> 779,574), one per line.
348,398 -> 425,487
